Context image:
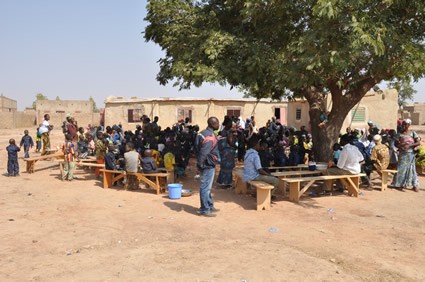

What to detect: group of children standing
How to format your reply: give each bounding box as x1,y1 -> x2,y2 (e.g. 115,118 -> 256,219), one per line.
5,129 -> 40,176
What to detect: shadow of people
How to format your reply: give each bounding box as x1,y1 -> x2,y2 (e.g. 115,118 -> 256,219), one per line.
163,201 -> 199,215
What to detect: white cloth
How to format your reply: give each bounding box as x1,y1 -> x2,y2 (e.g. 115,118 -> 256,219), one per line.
38,120 -> 50,134
337,144 -> 364,174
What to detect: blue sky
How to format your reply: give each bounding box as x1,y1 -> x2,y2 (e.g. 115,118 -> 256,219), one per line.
0,0 -> 424,110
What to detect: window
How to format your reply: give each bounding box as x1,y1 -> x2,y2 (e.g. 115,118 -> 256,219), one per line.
128,109 -> 143,123
56,111 -> 65,114
296,108 -> 302,120
351,107 -> 366,122
177,109 -> 192,122
227,109 -> 241,118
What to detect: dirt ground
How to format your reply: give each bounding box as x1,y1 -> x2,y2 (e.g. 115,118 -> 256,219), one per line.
1,127 -> 425,281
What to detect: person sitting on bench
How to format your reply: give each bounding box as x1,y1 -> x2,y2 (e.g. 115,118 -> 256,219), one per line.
141,149 -> 157,174
242,135 -> 278,196
326,134 -> 364,190
370,134 -> 390,177
124,142 -> 140,190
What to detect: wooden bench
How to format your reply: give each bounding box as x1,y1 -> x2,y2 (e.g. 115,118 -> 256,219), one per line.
76,157 -> 97,163
267,166 -> 306,172
381,169 -> 397,191
24,153 -> 64,173
267,163 -> 328,172
281,173 -> 366,202
133,172 -> 170,194
99,169 -> 126,189
58,161 -> 105,176
99,169 -> 169,194
272,170 -> 325,197
248,181 -> 274,211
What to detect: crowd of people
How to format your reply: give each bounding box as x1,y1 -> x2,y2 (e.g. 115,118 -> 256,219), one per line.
4,113 -> 423,217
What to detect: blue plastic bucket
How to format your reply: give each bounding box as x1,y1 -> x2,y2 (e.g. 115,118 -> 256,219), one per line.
168,183 -> 183,199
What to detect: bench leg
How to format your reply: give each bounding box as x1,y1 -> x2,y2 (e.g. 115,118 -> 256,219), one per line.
381,172 -> 388,191
289,182 -> 300,202
155,177 -> 160,194
104,172 -> 112,189
257,188 -> 271,211
234,175 -> 247,194
343,177 -> 359,197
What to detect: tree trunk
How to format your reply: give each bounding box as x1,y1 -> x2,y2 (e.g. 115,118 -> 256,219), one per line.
304,87 -> 352,162
309,106 -> 346,162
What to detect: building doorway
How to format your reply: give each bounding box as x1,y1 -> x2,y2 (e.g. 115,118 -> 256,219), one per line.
274,107 -> 287,125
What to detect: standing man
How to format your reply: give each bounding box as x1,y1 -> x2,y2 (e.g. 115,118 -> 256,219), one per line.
39,114 -> 53,155
195,117 -> 220,217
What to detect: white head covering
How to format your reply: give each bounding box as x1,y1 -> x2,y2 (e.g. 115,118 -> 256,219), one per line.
373,134 -> 382,142
404,118 -> 412,124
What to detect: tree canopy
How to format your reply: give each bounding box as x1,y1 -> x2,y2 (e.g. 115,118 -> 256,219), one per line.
145,0 -> 425,159
145,0 -> 425,96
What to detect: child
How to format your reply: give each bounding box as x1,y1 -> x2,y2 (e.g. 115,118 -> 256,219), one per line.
87,134 -> 95,156
258,140 -> 274,173
124,142 -> 140,190
35,128 -> 42,152
61,134 -> 76,181
7,139 -> 20,176
141,149 -> 157,173
105,144 -> 117,171
20,129 -> 34,158
77,130 -> 88,159
95,132 -> 107,178
332,143 -> 342,164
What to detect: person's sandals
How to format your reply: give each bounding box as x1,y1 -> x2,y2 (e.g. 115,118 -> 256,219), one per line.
413,187 -> 419,192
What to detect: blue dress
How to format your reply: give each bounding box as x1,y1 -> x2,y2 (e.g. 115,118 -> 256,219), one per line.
391,131 -> 419,188
217,137 -> 235,186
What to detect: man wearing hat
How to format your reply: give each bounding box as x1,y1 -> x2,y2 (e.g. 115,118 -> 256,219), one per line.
370,134 -> 390,176
367,120 -> 379,136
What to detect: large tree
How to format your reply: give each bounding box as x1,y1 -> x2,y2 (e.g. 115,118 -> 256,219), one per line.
145,0 -> 425,161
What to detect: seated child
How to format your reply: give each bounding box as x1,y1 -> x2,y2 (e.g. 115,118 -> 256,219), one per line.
105,144 -> 117,170
7,139 -> 20,176
258,140 -> 274,173
141,149 -> 157,174
87,134 -> 95,156
77,131 -> 89,159
124,142 -> 140,190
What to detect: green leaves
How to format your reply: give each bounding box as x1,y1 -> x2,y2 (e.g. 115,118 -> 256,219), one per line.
144,0 -> 425,99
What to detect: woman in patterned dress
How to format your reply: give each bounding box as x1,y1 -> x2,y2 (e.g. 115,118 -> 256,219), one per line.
391,119 -> 421,192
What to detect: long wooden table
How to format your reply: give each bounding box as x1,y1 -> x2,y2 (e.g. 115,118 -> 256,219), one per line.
99,169 -> 169,194
272,170 -> 325,196
281,173 -> 366,202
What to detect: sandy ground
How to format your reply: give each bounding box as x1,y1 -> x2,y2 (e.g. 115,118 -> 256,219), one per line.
1,127 -> 425,281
